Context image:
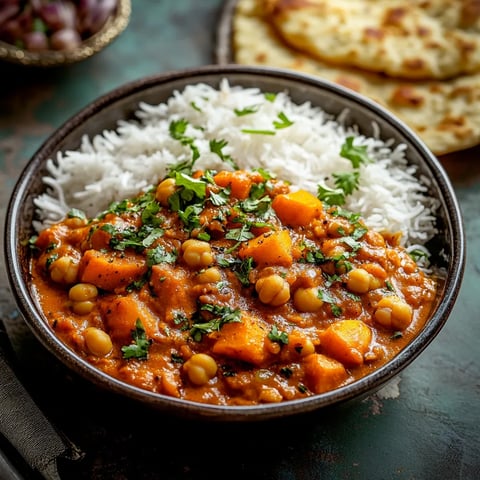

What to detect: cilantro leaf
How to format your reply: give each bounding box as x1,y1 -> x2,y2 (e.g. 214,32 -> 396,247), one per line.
340,137 -> 372,168
121,319 -> 152,360
190,305 -> 242,341
234,105 -> 260,116
67,208 -> 86,220
217,255 -> 254,286
317,184 -> 346,206
264,92 -> 277,102
146,245 -> 177,266
168,119 -> 200,169
273,112 -> 293,129
174,172 -> 206,199
209,139 -> 239,170
268,325 -> 289,345
332,171 -> 360,196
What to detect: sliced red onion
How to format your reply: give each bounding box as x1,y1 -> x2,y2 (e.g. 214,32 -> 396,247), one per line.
49,27 -> 81,50
0,0 -> 119,52
77,0 -> 117,36
23,30 -> 48,51
0,4 -> 20,28
39,2 -> 76,30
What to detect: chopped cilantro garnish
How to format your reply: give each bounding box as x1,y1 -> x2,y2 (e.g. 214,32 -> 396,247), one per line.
241,128 -> 276,135
318,289 -> 342,316
332,171 -> 360,196
234,105 -> 260,116
318,138 -> 372,205
174,172 -> 206,199
340,137 -> 372,168
217,255 -> 254,287
298,384 -> 309,394
168,119 -> 200,168
264,92 -> 277,102
409,248 -> 430,265
385,280 -> 395,292
190,304 -> 242,341
268,325 -> 289,345
317,184 -> 346,206
171,352 -> 185,364
225,225 -> 255,243
146,245 -> 177,266
209,138 -> 239,170
67,208 -> 86,220
273,112 -> 293,129
121,319 -> 152,360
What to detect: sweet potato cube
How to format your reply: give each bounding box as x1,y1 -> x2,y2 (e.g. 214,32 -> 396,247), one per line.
303,353 -> 348,394
213,170 -> 253,200
212,313 -> 269,366
238,230 -> 293,267
320,320 -> 372,366
100,294 -> 158,342
149,264 -> 197,323
272,189 -> 322,226
78,249 -> 147,291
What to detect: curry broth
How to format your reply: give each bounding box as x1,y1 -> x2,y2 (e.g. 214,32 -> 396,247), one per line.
30,169 -> 437,406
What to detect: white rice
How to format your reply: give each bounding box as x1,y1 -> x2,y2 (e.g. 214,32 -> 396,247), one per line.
33,79 -> 439,248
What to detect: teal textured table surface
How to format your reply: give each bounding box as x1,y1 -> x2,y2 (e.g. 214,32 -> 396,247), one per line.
0,2 -> 479,479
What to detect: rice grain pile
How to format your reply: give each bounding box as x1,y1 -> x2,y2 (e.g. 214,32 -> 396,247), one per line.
33,79 -> 439,248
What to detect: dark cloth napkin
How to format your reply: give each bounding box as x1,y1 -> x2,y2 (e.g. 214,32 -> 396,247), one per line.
0,319 -> 82,480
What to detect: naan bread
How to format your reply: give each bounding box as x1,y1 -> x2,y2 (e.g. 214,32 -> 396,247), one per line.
264,0 -> 480,80
232,0 -> 480,155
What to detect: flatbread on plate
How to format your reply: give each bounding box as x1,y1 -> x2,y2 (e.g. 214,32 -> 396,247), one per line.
264,0 -> 480,80
232,0 -> 480,155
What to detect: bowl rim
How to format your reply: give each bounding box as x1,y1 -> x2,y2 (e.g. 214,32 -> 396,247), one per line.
0,0 -> 131,67
4,64 -> 466,421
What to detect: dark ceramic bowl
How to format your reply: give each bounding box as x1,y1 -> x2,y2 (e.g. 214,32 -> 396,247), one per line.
0,0 -> 131,67
4,65 -> 465,421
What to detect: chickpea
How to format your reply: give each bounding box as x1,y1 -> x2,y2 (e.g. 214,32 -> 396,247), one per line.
69,283 -> 98,302
289,334 -> 316,356
327,218 -> 352,237
258,387 -> 283,403
49,256 -> 79,284
84,327 -> 113,357
72,301 -> 96,315
182,239 -> 214,268
155,177 -> 177,206
255,274 -> 290,306
312,220 -> 326,239
196,267 -> 221,284
364,230 -> 386,247
322,239 -> 345,258
362,263 -> 387,290
346,268 -> 374,294
374,295 -> 413,330
293,287 -> 323,312
183,353 -> 218,386
69,283 -> 98,315
64,216 -> 87,229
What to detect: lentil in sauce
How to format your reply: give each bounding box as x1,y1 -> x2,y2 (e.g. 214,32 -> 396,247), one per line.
30,168 -> 437,405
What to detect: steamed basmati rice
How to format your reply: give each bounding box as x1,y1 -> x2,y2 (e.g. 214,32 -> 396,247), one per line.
33,79 -> 439,248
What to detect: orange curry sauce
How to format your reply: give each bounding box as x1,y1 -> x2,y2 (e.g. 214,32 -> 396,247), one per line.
30,169 -> 437,405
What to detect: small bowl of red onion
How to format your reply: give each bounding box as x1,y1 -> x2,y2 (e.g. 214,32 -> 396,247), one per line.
0,0 -> 131,67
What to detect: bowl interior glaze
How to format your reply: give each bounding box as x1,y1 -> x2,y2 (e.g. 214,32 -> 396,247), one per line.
4,65 -> 465,421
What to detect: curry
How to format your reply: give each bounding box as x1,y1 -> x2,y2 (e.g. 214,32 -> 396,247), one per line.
30,168 -> 437,405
